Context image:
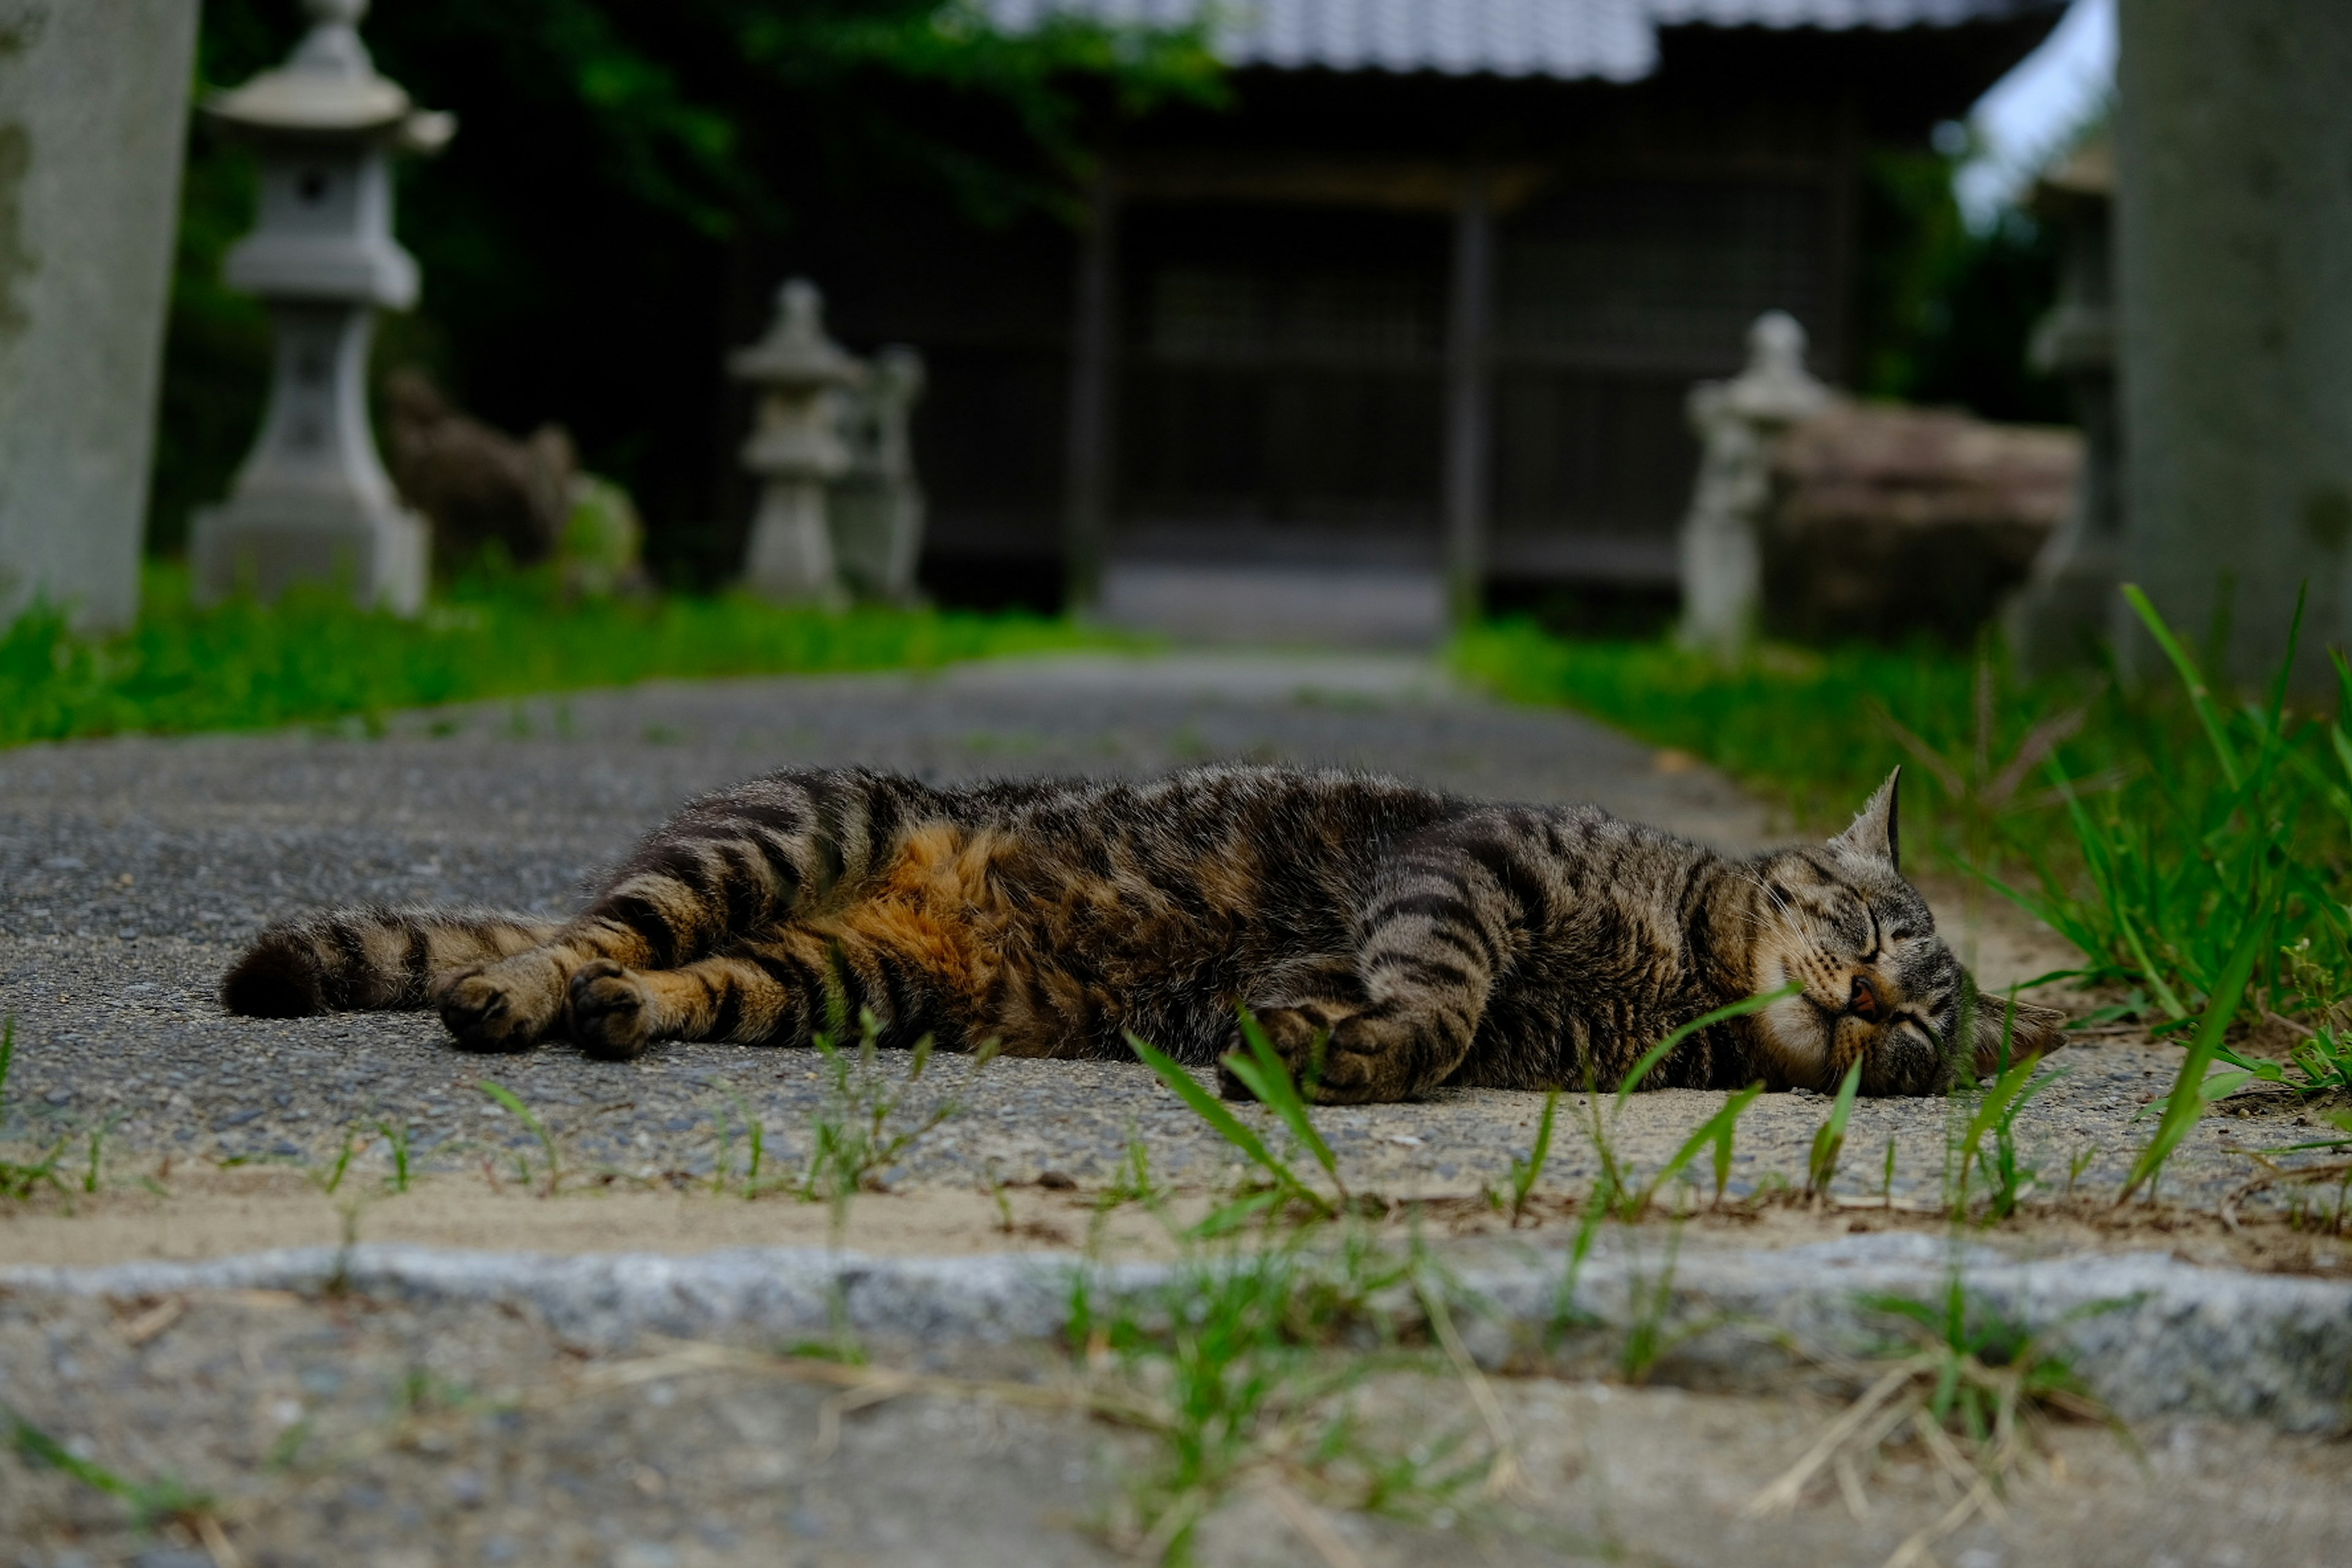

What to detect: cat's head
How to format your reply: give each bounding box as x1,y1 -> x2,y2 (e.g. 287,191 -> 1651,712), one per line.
1744,768 -> 2066,1093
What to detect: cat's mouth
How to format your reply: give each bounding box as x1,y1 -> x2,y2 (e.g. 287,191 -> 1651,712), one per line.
1755,952 -> 1898,1090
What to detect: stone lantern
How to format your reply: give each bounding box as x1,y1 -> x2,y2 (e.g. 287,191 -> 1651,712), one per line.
2010,141 -> 2122,673
829,345 -> 928,605
1675,312 -> 1830,655
729,279 -> 865,604
189,0 -> 453,614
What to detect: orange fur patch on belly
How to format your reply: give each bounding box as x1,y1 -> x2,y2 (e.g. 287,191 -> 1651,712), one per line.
816,820 -> 1007,1019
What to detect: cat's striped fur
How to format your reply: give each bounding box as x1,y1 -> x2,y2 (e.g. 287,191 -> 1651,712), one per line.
221,764 -> 2062,1102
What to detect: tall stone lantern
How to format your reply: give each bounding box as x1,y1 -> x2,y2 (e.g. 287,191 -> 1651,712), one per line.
189,0 -> 453,614
730,279 -> 865,604
1675,312 -> 1830,655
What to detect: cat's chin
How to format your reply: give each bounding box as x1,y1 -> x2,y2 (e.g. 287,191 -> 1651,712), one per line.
1752,988 -> 1838,1091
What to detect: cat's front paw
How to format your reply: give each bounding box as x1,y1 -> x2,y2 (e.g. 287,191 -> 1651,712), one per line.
436,964 -> 556,1053
1222,1005 -> 1410,1105
568,960 -> 652,1060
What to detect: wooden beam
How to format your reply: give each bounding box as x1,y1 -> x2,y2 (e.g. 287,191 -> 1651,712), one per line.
1442,176 -> 1494,627
1061,176 -> 1118,614
1117,154 -> 1548,214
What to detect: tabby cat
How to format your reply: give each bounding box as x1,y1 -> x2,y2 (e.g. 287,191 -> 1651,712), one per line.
221,763 -> 2062,1102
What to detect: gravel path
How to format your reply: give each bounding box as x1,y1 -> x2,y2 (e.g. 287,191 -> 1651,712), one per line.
0,651 -> 2302,1212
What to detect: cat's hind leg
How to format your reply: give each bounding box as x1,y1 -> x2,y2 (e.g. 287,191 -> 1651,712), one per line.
565,925 -> 950,1060
435,769 -> 924,1052
222,908 -> 560,1018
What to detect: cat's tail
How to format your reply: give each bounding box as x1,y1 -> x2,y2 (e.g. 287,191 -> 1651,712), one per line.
222,906 -> 563,1017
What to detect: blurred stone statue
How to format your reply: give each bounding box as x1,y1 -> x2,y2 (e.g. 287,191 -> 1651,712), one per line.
383,371 -> 571,567
729,279 -> 932,605
187,0 -> 452,614
382,369 -> 645,595
828,345 -> 928,605
730,279 -> 862,605
1676,312 -> 1830,655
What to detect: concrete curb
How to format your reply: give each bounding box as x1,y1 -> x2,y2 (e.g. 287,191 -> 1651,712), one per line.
7,1233 -> 2347,1431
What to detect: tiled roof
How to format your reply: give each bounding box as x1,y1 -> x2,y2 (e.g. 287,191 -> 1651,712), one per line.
980,0 -> 2063,80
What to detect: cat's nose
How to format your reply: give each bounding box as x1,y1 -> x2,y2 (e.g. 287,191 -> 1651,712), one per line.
1847,973 -> 1883,1021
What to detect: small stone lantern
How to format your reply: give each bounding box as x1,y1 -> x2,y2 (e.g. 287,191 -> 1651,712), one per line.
189,0 -> 453,614
730,279 -> 865,604
829,345 -> 928,605
1676,312 -> 1830,655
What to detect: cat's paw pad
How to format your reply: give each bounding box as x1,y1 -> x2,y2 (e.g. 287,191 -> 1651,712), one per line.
1225,1005 -> 1398,1104
568,960 -> 652,1060
436,967 -> 547,1054
1220,1005 -> 1346,1100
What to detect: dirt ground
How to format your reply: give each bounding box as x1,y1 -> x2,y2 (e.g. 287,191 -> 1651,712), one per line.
2,1284 -> 2347,1568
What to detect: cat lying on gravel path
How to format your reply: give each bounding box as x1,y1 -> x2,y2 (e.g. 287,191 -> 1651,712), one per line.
219,763 -> 2061,1104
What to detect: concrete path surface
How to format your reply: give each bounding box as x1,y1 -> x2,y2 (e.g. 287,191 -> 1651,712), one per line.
1,649 -> 2346,1566
0,649 -> 2297,1207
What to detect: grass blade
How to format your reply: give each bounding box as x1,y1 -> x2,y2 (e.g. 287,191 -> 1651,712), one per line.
2119,905 -> 2271,1203
1807,1056 -> 1866,1196
1616,985 -> 1801,1105
1227,1009 -> 1343,1191
1126,1033 -> 1320,1210
2123,584 -> 2241,789
1640,1083 -> 1765,1213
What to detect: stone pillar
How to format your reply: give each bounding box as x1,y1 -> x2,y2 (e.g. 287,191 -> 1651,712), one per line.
0,0 -> 198,631
188,0 -> 451,616
1061,176 -> 1117,615
2113,0 -> 2352,687
1442,176 -> 1494,628
730,279 -> 864,604
2010,143 -> 2123,673
829,345 -> 927,605
1676,312 -> 1830,655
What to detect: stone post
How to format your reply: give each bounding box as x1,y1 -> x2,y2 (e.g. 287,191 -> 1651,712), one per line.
0,1 -> 198,631
828,345 -> 927,604
188,0 -> 453,616
2113,0 -> 2352,687
1676,312 -> 1830,655
2010,143 -> 2123,673
729,279 -> 864,604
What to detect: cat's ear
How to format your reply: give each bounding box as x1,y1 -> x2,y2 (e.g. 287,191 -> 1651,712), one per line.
1967,989 -> 2068,1079
1830,767 -> 1901,870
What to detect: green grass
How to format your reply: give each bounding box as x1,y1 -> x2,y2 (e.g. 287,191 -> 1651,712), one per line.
1457,595 -> 2352,1079
0,562 -> 1132,748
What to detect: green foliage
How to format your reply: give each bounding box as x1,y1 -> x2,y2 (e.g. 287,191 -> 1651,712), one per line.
1751,1270 -> 2125,1525
1575,988 -> 1793,1223
1460,587 -> 2352,1063
0,1020 -> 69,1202
1613,1227 -> 1706,1384
1127,1027 -> 1336,1226
163,2 -> 1224,576
1852,137 -> 2067,425
6,1402 -> 217,1532
1805,1057 -> 1865,1199
2120,912 -> 2267,1205
1950,1033 -> 2058,1223
1860,1273 -> 2120,1463
1081,1236 -> 1479,1562
1499,1088 -> 1558,1226
378,1118 -> 416,1194
0,564 -> 1126,750
1455,622 -> 2067,850
477,1079 -> 562,1196
799,1010 -> 995,1237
